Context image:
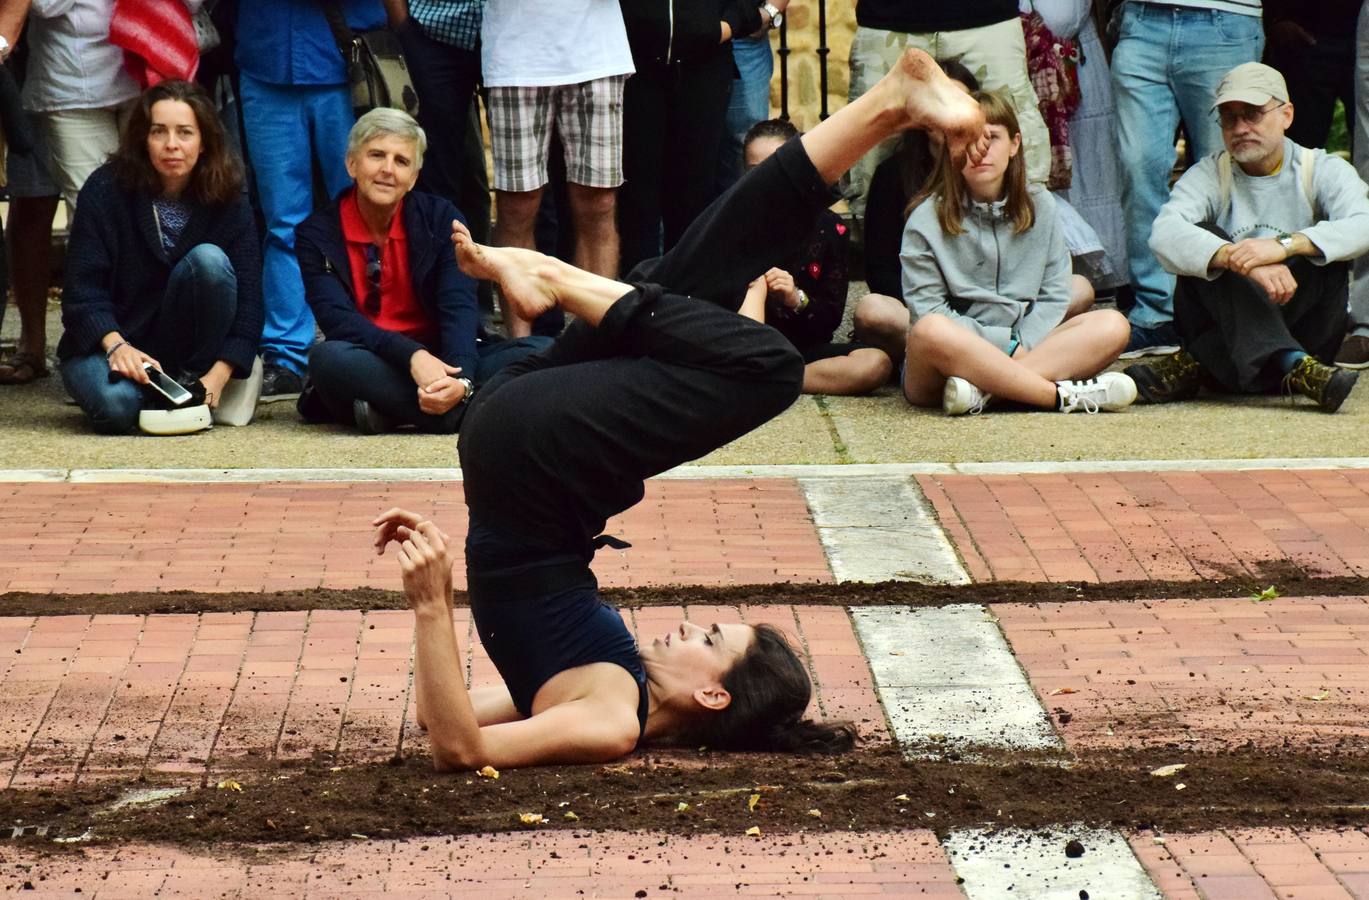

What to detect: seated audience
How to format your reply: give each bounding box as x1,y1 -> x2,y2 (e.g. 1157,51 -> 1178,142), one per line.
59,80 -> 263,435
294,108 -> 551,435
894,90 -> 1134,416
1127,63 -> 1369,413
740,120 -> 892,395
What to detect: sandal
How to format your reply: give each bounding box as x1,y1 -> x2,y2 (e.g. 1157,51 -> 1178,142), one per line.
0,351 -> 51,385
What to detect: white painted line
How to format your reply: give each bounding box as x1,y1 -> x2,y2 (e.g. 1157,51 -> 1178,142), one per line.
800,477 -> 968,584
4,456 -> 1369,483
852,605 -> 1060,751
944,828 -> 1162,899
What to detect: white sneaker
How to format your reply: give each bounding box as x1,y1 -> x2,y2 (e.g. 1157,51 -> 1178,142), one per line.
1055,372 -> 1138,414
213,356 -> 263,427
943,376 -> 991,416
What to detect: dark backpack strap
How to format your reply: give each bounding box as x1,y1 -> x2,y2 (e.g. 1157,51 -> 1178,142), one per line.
319,1 -> 356,61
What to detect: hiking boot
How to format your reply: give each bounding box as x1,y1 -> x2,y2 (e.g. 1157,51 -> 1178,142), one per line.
1124,350 -> 1202,404
1334,334 -> 1369,370
352,399 -> 397,435
1282,356 -> 1359,413
1056,372 -> 1137,414
943,376 -> 991,416
1119,321 -> 1180,359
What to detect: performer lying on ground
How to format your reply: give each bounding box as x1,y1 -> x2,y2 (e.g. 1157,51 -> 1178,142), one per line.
372,48 -> 989,771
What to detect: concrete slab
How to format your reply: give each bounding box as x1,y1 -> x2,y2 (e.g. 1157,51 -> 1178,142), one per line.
944,827 -> 1163,899
800,476 -> 969,584
852,605 -> 1061,751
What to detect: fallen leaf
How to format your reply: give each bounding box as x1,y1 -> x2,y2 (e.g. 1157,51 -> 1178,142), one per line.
1250,585 -> 1280,602
350,833 -> 368,840
265,819 -> 277,830
216,778 -> 242,792
1175,783 -> 1187,791
476,765 -> 500,780
747,793 -> 760,813
1306,690 -> 1331,702
676,802 -> 690,813
745,826 -> 761,837
563,811 -> 579,821
894,794 -> 910,802
1149,764 -> 1187,778
806,809 -> 822,818
518,813 -> 544,825
1048,687 -> 1079,696
923,811 -> 936,818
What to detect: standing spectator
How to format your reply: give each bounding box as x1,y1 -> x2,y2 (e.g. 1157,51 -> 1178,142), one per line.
1029,0 -> 1129,289
845,0 -> 1052,218
617,0 -> 774,275
1263,1 -> 1358,149
235,0 -> 385,397
716,2 -> 788,192
1338,0 -> 1369,369
1111,0 -> 1263,356
482,0 -> 633,335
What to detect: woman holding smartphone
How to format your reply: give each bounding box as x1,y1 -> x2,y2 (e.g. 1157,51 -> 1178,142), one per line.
58,80 -> 262,434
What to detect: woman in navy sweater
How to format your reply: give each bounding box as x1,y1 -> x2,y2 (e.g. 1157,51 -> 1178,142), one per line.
58,80 -> 262,434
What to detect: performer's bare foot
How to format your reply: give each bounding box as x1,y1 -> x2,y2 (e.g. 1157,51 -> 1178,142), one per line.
884,48 -> 988,166
451,219 -> 559,323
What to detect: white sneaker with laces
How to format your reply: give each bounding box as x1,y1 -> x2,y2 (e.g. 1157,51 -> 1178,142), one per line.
943,376 -> 991,416
1056,372 -> 1137,414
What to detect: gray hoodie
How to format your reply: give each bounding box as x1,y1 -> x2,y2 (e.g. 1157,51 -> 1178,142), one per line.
900,183 -> 1071,353
1150,139 -> 1369,279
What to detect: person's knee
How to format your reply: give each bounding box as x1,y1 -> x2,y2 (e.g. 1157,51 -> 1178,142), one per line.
85,384 -> 142,435
494,190 -> 542,232
1096,309 -> 1132,351
305,341 -> 354,391
181,243 -> 234,276
907,313 -> 955,356
1066,276 -> 1095,319
568,185 -> 617,226
851,348 -> 894,392
853,293 -> 907,338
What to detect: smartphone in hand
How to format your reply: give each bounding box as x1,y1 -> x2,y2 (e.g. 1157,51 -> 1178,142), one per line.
142,362 -> 194,406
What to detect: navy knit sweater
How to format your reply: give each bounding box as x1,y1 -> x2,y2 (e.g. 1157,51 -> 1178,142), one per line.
58,163 -> 263,375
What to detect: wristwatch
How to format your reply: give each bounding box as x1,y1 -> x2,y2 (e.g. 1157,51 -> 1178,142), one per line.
455,376 -> 475,404
761,2 -> 783,29
1277,233 -> 1295,257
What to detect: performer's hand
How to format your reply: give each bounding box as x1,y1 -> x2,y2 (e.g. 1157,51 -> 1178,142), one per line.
1246,263 -> 1298,305
396,521 -> 455,610
1227,238 -> 1288,275
373,507 -> 438,555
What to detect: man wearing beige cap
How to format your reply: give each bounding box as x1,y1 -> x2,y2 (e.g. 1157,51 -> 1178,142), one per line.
1126,62 -> 1369,412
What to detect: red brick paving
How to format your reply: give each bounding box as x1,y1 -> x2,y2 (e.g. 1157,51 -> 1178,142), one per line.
0,829 -> 960,898
1132,828 -> 1369,899
0,604 -> 882,788
997,597 -> 1369,751
919,469 -> 1369,583
0,479 -> 832,594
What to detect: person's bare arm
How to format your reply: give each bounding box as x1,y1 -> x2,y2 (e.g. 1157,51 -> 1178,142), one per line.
0,0 -> 32,50
381,0 -> 408,29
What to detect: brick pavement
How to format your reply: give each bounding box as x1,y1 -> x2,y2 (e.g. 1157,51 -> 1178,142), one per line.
997,596 -> 1369,751
0,830 -> 961,899
1131,828 -> 1369,899
0,604 -> 885,789
0,479 -> 832,594
919,469 -> 1369,583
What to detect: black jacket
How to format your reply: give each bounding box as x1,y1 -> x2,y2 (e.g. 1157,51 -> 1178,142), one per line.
856,0 -> 1018,34
620,0 -> 763,66
295,189 -> 480,376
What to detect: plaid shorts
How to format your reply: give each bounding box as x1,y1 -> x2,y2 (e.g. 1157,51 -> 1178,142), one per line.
485,74 -> 627,192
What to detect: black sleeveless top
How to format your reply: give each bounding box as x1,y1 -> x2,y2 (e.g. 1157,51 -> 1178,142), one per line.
465,519 -> 649,739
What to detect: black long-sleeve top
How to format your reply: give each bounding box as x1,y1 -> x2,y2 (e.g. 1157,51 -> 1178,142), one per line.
768,210 -> 851,352
619,0 -> 763,65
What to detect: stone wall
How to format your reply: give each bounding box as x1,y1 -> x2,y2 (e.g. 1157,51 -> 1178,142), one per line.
769,1 -> 858,131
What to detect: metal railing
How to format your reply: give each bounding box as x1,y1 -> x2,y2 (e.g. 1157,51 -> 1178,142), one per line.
776,0 -> 832,122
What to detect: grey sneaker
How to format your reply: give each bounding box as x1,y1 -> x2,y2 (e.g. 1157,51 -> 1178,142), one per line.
1056,372 -> 1137,414
942,376 -> 991,416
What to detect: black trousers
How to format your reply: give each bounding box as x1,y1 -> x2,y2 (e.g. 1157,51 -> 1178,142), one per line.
1175,259 -> 1348,394
459,136 -> 830,559
617,52 -> 735,276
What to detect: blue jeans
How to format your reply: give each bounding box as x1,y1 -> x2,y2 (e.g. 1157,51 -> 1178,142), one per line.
239,73 -> 354,375
716,36 -> 774,192
62,244 -> 239,434
307,336 -> 553,433
1112,1 -> 1262,327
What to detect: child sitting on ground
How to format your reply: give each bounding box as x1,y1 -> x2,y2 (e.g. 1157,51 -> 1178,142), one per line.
737,120 -> 893,396
897,90 -> 1135,416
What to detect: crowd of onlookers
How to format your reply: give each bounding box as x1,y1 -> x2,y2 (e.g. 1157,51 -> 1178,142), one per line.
1,0 -> 1367,436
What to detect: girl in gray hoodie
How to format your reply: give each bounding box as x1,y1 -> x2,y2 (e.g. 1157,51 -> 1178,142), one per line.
899,90 -> 1136,415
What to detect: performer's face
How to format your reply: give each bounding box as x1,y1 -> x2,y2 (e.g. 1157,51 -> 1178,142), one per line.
643,620 -> 754,690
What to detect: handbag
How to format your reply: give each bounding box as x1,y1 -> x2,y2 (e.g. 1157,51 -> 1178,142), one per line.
321,4 -> 419,119
1020,1 -> 1082,190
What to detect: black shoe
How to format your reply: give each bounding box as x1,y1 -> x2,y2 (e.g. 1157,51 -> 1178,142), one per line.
1283,356 -> 1359,413
260,362 -> 304,399
352,399 -> 396,435
1334,334 -> 1369,370
1124,350 -> 1202,404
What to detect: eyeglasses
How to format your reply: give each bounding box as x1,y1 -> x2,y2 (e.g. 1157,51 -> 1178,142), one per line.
1217,101 -> 1284,130
363,244 -> 382,316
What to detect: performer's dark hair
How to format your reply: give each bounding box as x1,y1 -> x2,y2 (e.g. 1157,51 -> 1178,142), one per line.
689,624 -> 856,754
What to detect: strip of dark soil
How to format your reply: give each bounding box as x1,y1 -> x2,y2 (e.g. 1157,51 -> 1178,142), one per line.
6,747 -> 1368,850
2,561 -> 1364,618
